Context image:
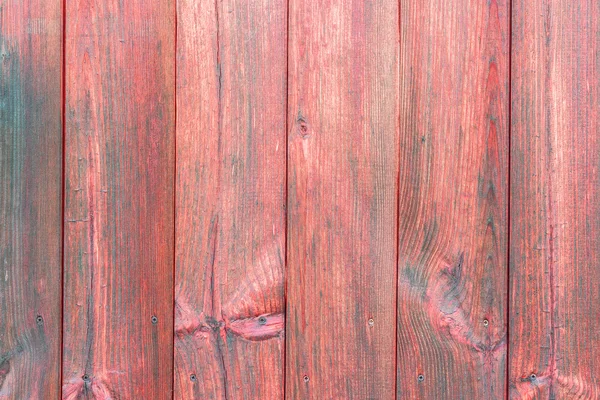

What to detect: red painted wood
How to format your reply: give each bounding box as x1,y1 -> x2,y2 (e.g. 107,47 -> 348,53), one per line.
285,1 -> 399,398
174,0 -> 287,398
397,0 -> 509,397
0,0 -> 62,397
62,0 -> 175,397
510,0 -> 600,397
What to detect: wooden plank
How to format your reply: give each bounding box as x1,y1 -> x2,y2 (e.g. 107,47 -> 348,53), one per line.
173,0 -> 287,398
510,1 -> 600,397
397,0 -> 509,397
62,1 -> 175,398
0,0 -> 62,397
286,1 -> 399,398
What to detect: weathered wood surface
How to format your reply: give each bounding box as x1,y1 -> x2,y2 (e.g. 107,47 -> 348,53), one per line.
174,0 -> 287,398
0,0 -> 62,397
510,0 -> 600,398
397,0 -> 509,398
286,1 -> 399,398
62,0 -> 175,398
4,1 -> 600,398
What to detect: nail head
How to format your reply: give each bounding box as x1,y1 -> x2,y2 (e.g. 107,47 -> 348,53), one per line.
151,316 -> 158,324
418,374 -> 425,382
303,375 -> 309,383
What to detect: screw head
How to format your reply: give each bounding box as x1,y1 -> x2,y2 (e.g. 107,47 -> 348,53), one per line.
82,374 -> 90,382
151,316 -> 158,324
258,316 -> 267,325
530,373 -> 537,381
483,319 -> 489,327
368,318 -> 375,327
36,315 -> 44,325
190,374 -> 197,382
418,374 -> 425,382
303,375 -> 309,383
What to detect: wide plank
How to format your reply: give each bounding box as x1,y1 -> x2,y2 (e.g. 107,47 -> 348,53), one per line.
62,1 -> 175,397
174,0 -> 287,398
397,0 -> 509,397
510,0 -> 600,397
0,0 -> 62,397
286,1 -> 399,398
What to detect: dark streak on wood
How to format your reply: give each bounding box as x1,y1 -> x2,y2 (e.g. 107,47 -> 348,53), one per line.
174,0 -> 287,398
0,0 -> 62,397
510,0 -> 600,398
398,0 -> 509,397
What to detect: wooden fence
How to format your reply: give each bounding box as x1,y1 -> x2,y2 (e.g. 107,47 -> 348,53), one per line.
1,0 -> 599,398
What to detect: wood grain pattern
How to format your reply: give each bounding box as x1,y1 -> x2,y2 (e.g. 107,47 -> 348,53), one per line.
285,1 -> 399,398
510,1 -> 600,398
397,0 -> 509,398
174,0 -> 287,398
0,0 -> 62,397
62,0 -> 175,398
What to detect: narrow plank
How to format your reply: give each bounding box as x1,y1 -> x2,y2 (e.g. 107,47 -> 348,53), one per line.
0,0 -> 62,397
397,0 -> 509,397
174,0 -> 287,398
510,1 -> 600,397
62,0 -> 175,397
286,1 -> 399,398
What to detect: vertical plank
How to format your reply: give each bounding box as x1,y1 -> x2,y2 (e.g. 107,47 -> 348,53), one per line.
0,0 -> 62,397
286,1 -> 399,398
510,1 -> 600,397
174,0 -> 287,398
397,0 -> 509,397
62,0 -> 175,397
